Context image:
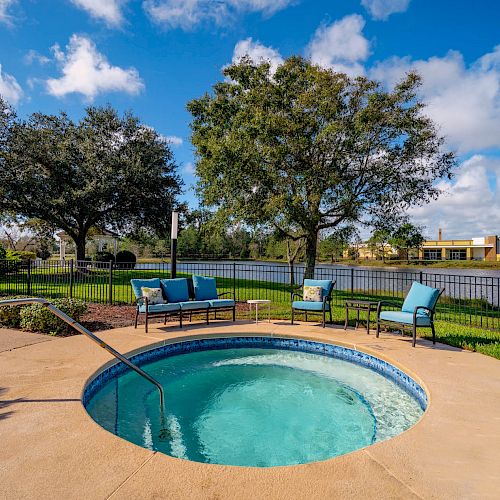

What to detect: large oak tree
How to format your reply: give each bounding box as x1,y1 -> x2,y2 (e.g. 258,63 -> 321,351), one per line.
188,56 -> 456,277
0,100 -> 182,260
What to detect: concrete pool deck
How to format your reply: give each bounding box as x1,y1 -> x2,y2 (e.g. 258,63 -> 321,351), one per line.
1,320 -> 500,499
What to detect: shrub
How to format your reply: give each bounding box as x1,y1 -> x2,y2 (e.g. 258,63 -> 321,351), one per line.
0,246 -> 6,260
93,251 -> 115,268
0,295 -> 29,328
115,250 -> 137,269
6,250 -> 37,262
20,298 -> 88,336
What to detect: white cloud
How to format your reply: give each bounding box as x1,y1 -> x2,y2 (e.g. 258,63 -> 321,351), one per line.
361,0 -> 410,20
183,162 -> 196,174
24,49 -> 51,65
306,14 -> 370,77
70,0 -> 126,27
409,155 -> 500,238
0,64 -> 22,105
164,135 -> 183,146
143,0 -> 293,30
46,35 -> 144,101
0,0 -> 16,25
232,38 -> 284,74
371,46 -> 500,153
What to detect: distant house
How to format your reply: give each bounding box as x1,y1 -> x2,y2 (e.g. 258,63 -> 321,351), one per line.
419,229 -> 500,261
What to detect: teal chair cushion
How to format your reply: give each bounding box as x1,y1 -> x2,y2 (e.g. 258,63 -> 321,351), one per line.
209,299 -> 235,308
292,300 -> 330,311
303,279 -> 333,298
192,275 -> 218,300
161,278 -> 190,303
178,300 -> 210,311
380,310 -> 431,326
402,282 -> 440,316
139,303 -> 181,314
131,278 -> 162,299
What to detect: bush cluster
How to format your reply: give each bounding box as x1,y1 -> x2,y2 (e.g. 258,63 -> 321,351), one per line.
115,250 -> 136,269
0,297 -> 88,335
6,250 -> 37,262
0,295 -> 27,327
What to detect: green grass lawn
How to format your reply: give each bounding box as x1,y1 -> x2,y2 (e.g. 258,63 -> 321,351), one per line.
1,266 -> 499,359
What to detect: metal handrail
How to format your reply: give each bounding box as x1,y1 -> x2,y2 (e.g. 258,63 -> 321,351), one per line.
0,298 -> 165,412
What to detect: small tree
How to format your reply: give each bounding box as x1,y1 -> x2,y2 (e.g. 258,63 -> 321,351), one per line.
188,57 -> 455,278
319,226 -> 355,263
367,229 -> 392,262
0,103 -> 182,261
389,223 -> 425,262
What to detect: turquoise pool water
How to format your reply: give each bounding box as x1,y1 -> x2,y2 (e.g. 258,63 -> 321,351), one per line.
86,347 -> 424,467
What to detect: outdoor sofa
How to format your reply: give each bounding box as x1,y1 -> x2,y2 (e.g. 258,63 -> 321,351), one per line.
291,279 -> 336,328
376,281 -> 444,347
131,276 -> 235,333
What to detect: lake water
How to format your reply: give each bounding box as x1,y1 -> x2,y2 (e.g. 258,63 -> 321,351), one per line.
135,260 -> 500,306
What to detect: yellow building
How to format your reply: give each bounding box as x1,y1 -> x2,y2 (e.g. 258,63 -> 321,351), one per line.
419,229 -> 500,261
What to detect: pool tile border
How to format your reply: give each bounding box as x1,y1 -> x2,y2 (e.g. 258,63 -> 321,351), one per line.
82,336 -> 428,410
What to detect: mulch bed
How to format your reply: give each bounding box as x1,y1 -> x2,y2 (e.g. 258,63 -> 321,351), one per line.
80,303 -> 137,331
80,302 -> 251,332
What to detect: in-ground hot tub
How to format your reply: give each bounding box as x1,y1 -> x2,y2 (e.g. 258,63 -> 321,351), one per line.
83,337 -> 427,467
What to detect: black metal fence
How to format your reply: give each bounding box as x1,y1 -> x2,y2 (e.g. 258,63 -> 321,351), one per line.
1,259 -> 499,330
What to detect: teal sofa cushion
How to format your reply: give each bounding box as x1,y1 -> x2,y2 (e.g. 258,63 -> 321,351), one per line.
192,275 -> 218,300
380,310 -> 431,326
292,300 -> 330,311
209,299 -> 235,308
178,300 -> 210,311
402,282 -> 440,316
161,278 -> 190,303
139,303 -> 181,314
131,278 -> 162,299
303,279 -> 333,297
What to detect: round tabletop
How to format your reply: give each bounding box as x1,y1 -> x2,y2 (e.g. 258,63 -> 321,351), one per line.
246,299 -> 271,304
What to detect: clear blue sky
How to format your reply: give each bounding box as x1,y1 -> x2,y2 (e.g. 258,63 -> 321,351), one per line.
1,0 -> 500,238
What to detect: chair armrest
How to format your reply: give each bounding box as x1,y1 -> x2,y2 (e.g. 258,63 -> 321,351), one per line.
377,300 -> 401,317
135,296 -> 148,308
218,291 -> 235,300
292,292 -> 303,301
414,305 -> 433,316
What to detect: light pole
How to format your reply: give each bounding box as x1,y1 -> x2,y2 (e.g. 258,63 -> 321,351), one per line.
171,211 -> 178,278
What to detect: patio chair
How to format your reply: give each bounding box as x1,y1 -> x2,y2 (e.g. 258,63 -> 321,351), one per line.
192,275 -> 236,321
131,278 -> 181,333
291,279 -> 336,328
376,281 -> 444,347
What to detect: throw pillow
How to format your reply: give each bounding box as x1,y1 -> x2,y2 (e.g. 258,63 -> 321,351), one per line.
141,287 -> 164,305
303,285 -> 323,302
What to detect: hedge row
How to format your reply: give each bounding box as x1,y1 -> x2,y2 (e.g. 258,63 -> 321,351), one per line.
0,297 -> 88,335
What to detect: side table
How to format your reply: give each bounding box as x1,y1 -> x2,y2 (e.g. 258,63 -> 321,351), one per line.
344,300 -> 379,334
247,299 -> 271,324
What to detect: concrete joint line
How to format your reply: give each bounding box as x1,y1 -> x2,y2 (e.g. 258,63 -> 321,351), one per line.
364,449 -> 425,499
106,452 -> 157,499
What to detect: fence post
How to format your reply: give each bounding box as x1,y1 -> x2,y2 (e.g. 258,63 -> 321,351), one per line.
232,262 -> 236,301
109,260 -> 114,305
69,259 -> 74,299
27,258 -> 32,296
350,267 -> 354,298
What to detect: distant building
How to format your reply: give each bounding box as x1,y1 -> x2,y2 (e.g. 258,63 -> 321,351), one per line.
343,243 -> 397,260
419,229 -> 500,261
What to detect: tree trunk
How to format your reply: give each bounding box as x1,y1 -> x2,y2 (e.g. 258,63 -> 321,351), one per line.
74,236 -> 87,262
304,234 -> 318,280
